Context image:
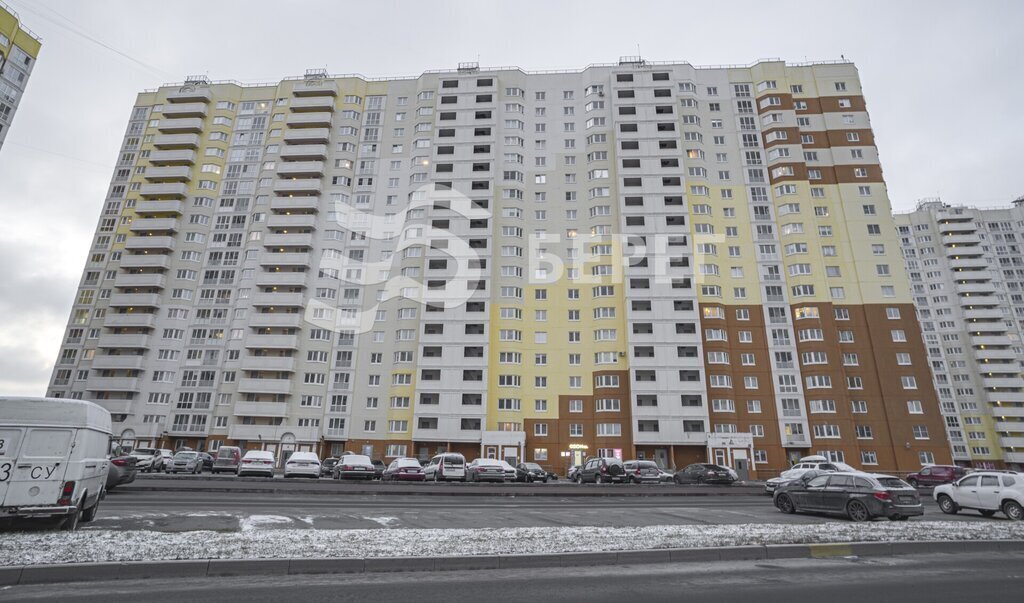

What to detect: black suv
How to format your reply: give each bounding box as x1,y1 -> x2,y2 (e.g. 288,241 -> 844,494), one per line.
576,457 -> 627,484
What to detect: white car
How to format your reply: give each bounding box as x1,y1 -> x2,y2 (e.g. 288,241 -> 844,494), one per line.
422,453 -> 466,482
935,471 -> 1024,520
499,460 -> 517,481
765,461 -> 858,494
237,450 -> 276,477
284,451 -> 321,478
129,447 -> 161,472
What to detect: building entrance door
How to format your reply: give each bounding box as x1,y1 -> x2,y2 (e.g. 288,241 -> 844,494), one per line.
654,448 -> 669,469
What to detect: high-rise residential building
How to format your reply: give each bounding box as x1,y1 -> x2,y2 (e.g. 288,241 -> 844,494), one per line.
0,1 -> 40,151
47,58 -> 951,476
895,198 -> 1024,470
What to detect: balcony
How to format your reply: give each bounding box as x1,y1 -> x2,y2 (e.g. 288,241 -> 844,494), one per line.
239,356 -> 296,372
259,252 -> 311,267
995,422 -> 1024,434
271,196 -> 320,212
994,406 -> 1024,418
263,233 -> 314,248
149,149 -> 197,166
104,313 -> 157,329
244,334 -> 300,349
323,427 -> 347,441
976,348 -> 1019,361
286,112 -> 333,128
988,391 -> 1024,403
108,293 -> 162,307
1001,437 -> 1024,447
977,361 -> 1021,374
938,222 -> 977,234
96,400 -> 135,415
237,378 -> 293,395
136,200 -> 184,215
956,282 -> 996,295
963,308 -> 1005,321
1005,452 -> 1024,463
120,254 -> 171,269
157,118 -> 204,133
949,258 -> 988,270
273,179 -> 322,195
129,218 -> 180,233
283,128 -> 330,145
983,377 -> 1024,389
85,376 -> 140,392
114,273 -> 167,289
967,321 -> 1006,334
267,214 -> 317,229
250,292 -> 305,307
276,161 -> 325,178
970,335 -> 1011,347
167,423 -> 210,437
943,234 -> 981,246
153,133 -> 201,149
125,236 -> 176,251
292,79 -> 337,97
232,401 -> 290,418
90,355 -> 146,370
140,182 -> 189,199
166,86 -> 213,104
782,434 -> 810,448
290,96 -> 336,112
228,424 -> 319,442
144,166 -> 192,182
161,102 -> 208,118
256,272 -> 308,288
279,144 -> 328,161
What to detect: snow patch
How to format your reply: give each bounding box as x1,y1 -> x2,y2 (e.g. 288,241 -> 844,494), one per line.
239,515 -> 293,531
364,516 -> 399,527
2,521 -> 1024,566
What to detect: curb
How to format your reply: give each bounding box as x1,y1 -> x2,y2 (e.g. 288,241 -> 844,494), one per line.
2,540 -> 1021,587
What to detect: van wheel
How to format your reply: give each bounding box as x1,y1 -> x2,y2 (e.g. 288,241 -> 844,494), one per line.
82,495 -> 100,523
1003,500 -> 1024,521
61,503 -> 83,531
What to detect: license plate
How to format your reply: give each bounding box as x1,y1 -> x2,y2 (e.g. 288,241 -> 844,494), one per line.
899,496 -> 915,504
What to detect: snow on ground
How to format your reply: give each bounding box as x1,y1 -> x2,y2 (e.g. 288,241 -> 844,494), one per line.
3,521 -> 1024,566
363,516 -> 400,527
238,515 -> 293,531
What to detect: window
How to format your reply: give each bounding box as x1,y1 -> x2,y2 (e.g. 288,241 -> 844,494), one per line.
912,425 -> 929,439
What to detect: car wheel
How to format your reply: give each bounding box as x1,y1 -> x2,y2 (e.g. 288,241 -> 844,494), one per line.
907,478 -> 919,488
81,495 -> 101,523
433,471 -> 440,483
1003,500 -> 1024,521
937,494 -> 959,515
980,509 -> 997,518
575,474 -> 582,484
776,494 -> 796,514
695,475 -> 704,485
595,474 -> 603,484
846,500 -> 870,522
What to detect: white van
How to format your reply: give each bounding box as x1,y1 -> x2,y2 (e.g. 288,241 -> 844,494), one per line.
0,397 -> 112,530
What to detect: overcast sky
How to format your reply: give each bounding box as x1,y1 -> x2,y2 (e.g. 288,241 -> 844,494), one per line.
0,0 -> 1020,397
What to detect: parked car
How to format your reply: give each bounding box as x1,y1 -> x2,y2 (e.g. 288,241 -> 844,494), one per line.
624,460 -> 662,484
934,471 -> 1024,520
765,458 -> 858,494
382,458 -> 424,481
284,451 -> 321,478
371,459 -> 386,480
321,457 -> 340,477
658,468 -> 675,483
906,465 -> 967,489
197,452 -> 214,472
165,451 -> 203,474
567,465 -> 582,482
212,446 -> 242,474
577,457 -> 627,484
674,463 -> 735,485
466,458 -> 506,482
423,453 -> 467,482
129,447 -> 161,473
774,472 -> 922,521
237,450 -> 275,477
333,454 -> 376,480
158,449 -> 174,471
498,460 -> 517,481
516,462 -> 549,483
106,447 -> 138,491
0,397 -> 111,530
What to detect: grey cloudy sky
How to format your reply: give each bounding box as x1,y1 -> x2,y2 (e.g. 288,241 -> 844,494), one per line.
0,0 -> 1020,397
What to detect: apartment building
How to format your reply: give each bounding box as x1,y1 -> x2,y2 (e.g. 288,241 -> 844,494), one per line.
0,1 -> 40,151
47,58 -> 951,477
895,199 -> 1024,470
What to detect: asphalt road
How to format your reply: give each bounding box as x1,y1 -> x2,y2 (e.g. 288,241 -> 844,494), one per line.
4,551 -> 1022,602
78,476 -> 1006,532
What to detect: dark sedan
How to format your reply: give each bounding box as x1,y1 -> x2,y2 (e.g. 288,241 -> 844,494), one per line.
332,454 -> 376,480
774,472 -> 923,521
198,452 -> 214,472
515,462 -> 549,483
673,463 -> 735,485
321,457 -> 339,477
382,458 -> 425,481
371,459 -> 386,480
106,453 -> 137,491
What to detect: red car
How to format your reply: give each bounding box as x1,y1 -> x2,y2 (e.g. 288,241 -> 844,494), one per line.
382,457 -> 425,481
905,465 -> 967,488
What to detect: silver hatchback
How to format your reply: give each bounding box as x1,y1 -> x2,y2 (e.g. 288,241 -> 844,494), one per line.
165,451 -> 203,474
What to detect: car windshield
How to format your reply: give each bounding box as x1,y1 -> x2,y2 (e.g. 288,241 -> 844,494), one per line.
343,455 -> 372,465
397,459 -> 420,467
525,463 -> 543,471
638,461 -> 658,469
134,448 -> 157,455
174,452 -> 196,459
